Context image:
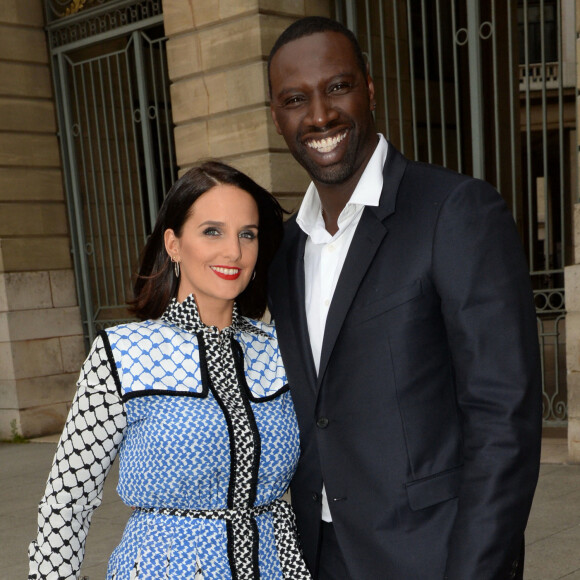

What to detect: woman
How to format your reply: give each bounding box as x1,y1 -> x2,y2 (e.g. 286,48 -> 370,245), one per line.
29,161 -> 311,579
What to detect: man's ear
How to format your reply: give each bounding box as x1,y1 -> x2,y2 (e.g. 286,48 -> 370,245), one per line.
366,64 -> 376,111
270,102 -> 283,135
164,228 -> 179,260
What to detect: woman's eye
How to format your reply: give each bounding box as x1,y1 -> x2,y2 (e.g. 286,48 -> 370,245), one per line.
203,227 -> 220,237
240,230 -> 257,240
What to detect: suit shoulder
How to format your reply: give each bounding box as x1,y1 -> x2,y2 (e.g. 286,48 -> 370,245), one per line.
401,160 -> 497,203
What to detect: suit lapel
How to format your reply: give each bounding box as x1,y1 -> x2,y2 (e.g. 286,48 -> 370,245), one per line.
317,143 -> 408,387
285,222 -> 318,391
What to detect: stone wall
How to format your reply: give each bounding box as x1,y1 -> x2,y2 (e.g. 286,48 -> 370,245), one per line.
563,4 -> 580,462
0,0 -> 84,439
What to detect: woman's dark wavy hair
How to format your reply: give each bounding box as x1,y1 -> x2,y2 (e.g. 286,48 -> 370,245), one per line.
129,160 -> 286,321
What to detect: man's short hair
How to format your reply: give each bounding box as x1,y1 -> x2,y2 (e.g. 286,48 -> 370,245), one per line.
267,16 -> 368,97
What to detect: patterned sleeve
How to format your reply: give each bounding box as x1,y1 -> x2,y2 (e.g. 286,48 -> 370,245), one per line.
28,333 -> 127,580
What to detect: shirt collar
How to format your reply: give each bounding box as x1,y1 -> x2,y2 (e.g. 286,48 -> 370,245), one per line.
296,134 -> 388,238
161,294 -> 263,337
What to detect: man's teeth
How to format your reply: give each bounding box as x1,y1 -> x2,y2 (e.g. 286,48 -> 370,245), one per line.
307,132 -> 346,153
212,267 -> 239,275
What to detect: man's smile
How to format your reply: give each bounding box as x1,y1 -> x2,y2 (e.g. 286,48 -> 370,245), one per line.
306,130 -> 348,154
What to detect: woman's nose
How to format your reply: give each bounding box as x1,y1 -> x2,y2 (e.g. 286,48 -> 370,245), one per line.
223,235 -> 242,261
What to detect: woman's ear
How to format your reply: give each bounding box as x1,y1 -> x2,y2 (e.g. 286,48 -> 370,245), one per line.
164,228 -> 179,260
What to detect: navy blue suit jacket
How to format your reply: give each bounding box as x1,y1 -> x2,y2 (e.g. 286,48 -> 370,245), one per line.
268,143 -> 542,579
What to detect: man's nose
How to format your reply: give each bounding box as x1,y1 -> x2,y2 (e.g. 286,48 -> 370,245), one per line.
306,93 -> 338,129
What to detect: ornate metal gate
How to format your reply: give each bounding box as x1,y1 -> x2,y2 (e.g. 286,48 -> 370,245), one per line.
45,0 -> 177,345
338,0 -> 575,426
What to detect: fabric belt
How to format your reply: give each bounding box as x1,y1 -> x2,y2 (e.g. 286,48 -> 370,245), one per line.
137,499 -> 311,579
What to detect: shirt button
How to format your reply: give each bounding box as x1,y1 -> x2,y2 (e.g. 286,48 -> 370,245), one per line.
327,244 -> 336,253
324,299 -> 330,307
317,417 -> 329,429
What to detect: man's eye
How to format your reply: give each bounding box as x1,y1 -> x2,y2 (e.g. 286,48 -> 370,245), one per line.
283,95 -> 304,107
203,228 -> 220,236
330,82 -> 350,93
240,230 -> 257,240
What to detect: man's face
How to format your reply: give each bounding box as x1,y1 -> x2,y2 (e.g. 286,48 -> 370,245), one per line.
269,31 -> 377,186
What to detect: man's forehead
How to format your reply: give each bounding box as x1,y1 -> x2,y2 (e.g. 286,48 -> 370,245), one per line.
272,31 -> 356,64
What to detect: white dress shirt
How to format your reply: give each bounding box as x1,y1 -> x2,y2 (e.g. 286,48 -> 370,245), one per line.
296,134 -> 388,521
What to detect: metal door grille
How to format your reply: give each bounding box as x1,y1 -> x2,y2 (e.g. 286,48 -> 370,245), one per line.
46,0 -> 177,345
338,0 -> 575,425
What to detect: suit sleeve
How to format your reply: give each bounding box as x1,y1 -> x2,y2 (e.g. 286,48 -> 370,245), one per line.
431,178 -> 542,579
28,334 -> 127,580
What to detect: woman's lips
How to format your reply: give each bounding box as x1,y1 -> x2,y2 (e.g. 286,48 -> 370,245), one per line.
211,266 -> 241,280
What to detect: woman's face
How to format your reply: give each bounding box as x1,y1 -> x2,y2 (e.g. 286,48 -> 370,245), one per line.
164,184 -> 259,315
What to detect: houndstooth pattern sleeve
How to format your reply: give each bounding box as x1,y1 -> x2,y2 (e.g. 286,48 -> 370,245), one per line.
28,333 -> 127,580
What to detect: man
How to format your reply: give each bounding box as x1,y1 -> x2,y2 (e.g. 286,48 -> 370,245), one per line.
267,16 -> 542,580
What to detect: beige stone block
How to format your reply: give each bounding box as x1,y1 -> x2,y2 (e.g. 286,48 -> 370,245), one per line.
574,204 -> 580,263
221,0 -> 258,19
170,77 -> 211,123
0,343 -> 15,379
11,338 -> 63,379
208,108 -> 271,158
565,312 -> 580,372
0,168 -> 64,202
225,62 -> 268,111
171,62 -> 268,124
0,312 -> 9,343
16,373 -> 77,408
567,370 -> 580,418
565,264 -> 580,311
0,237 -> 72,272
257,0 -> 304,16
0,203 -> 68,236
175,121 -> 210,167
270,151 -> 310,193
261,14 -> 301,57
50,270 -> 78,308
0,62 -> 51,98
0,379 -> 18,408
0,25 -> 48,63
0,98 -> 56,132
0,409 -> 20,440
19,403 -> 70,438
0,0 -> 44,26
568,417 -> 580,464
200,16 -> 263,71
166,34 -> 202,81
7,306 -> 83,342
0,274 -> 5,312
60,335 -> 86,374
1,271 -> 52,311
162,0 -> 220,36
0,133 -> 61,167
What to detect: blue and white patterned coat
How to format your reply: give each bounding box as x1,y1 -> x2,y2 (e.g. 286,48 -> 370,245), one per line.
29,296 -> 310,579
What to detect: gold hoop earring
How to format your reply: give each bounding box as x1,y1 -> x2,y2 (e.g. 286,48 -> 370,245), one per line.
172,257 -> 180,278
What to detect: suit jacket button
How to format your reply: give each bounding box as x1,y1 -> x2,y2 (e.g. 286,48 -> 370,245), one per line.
312,492 -> 319,501
316,417 -> 329,429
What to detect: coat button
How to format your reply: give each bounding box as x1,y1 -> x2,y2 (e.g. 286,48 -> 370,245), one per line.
316,417 -> 329,428
312,492 -> 319,501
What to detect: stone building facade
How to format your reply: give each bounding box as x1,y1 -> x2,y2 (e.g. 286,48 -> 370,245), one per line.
1,0 -> 579,462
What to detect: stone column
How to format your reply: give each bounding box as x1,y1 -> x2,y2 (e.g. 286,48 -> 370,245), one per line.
0,0 -> 85,439
562,1 -> 580,463
161,0 -> 332,213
